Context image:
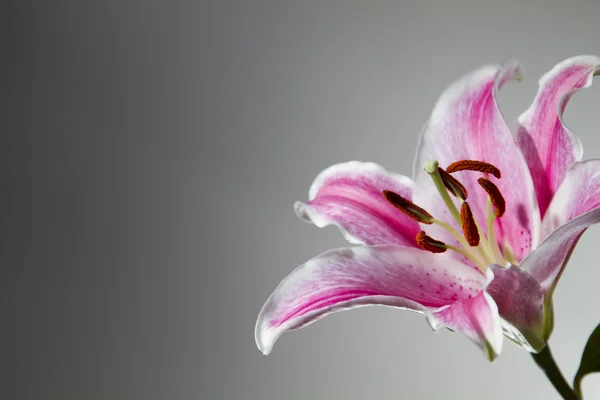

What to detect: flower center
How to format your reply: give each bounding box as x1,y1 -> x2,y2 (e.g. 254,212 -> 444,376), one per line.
383,159 -> 508,272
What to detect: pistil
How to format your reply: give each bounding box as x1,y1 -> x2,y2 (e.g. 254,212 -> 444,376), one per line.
425,161 -> 493,268
381,188 -> 486,269
382,158 -> 512,273
423,161 -> 462,224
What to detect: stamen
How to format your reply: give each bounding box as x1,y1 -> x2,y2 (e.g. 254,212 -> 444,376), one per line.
415,231 -> 447,253
382,190 -> 434,224
446,160 -> 501,179
415,160 -> 498,272
460,202 -> 480,246
438,167 -> 468,200
485,193 -> 507,266
478,178 -> 506,217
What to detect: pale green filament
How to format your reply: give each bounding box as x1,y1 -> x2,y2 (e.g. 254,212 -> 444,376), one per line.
433,218 -> 487,270
486,195 -> 507,265
426,160 -> 489,270
445,244 -> 480,262
463,199 -> 494,264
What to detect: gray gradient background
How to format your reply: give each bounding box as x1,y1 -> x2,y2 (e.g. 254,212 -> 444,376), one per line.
3,1 -> 600,399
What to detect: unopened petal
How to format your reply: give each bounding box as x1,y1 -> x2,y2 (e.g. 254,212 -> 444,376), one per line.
487,265 -> 546,352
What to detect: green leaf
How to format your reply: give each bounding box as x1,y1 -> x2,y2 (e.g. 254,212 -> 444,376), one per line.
574,323 -> 600,398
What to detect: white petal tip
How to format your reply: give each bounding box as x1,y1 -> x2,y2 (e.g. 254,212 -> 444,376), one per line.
485,344 -> 499,362
539,55 -> 600,87
259,345 -> 272,356
499,57 -> 524,80
293,201 -> 312,223
293,200 -> 366,245
255,321 -> 276,356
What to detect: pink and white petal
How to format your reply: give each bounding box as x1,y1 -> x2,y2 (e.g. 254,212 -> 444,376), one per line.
517,55 -> 600,217
255,244 -> 488,355
412,59 -> 540,262
523,160 -> 600,291
487,265 -> 546,352
295,161 -> 421,246
434,287 -> 503,361
433,269 -> 503,361
541,160 -> 600,237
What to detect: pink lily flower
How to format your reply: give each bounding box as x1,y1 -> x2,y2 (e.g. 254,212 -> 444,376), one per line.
255,56 -> 600,361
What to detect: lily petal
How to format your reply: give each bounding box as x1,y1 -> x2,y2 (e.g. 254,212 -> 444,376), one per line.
295,162 -> 420,246
487,265 -> 545,352
433,281 -> 503,360
517,55 -> 600,217
255,244 -> 502,359
522,160 -> 600,292
413,59 -> 539,262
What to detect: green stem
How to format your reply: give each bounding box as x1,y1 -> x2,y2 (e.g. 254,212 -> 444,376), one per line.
531,345 -> 579,400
